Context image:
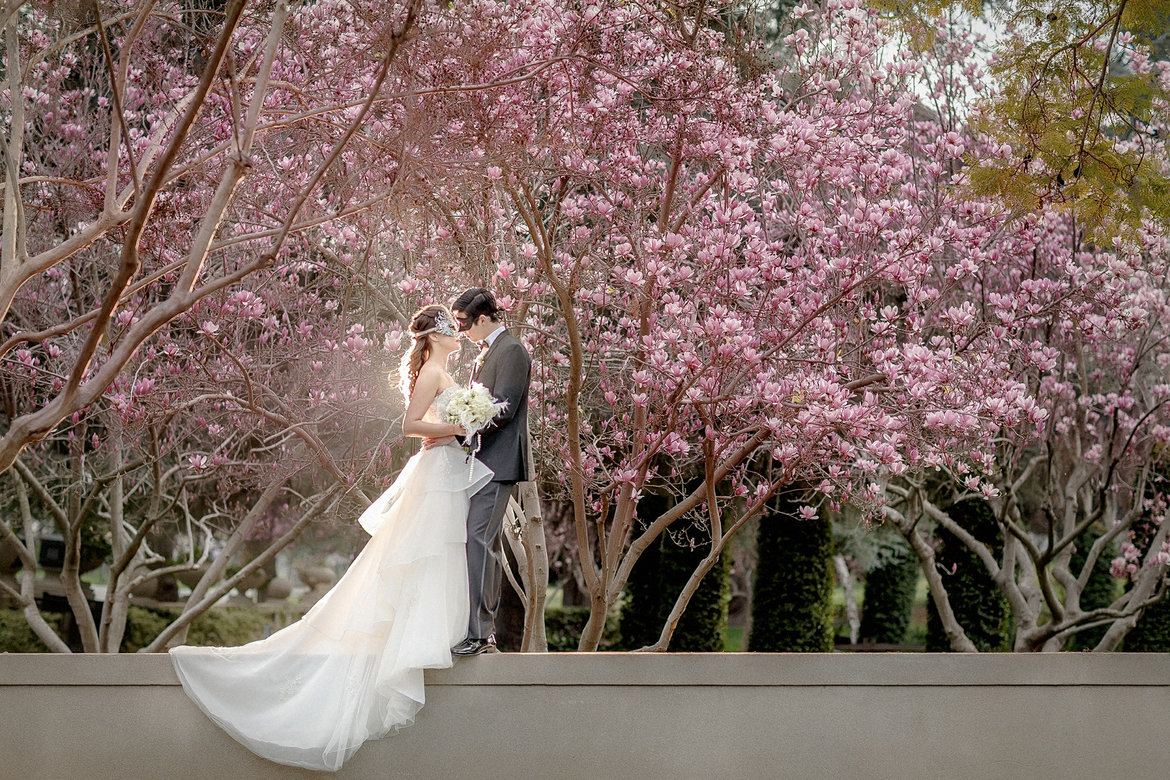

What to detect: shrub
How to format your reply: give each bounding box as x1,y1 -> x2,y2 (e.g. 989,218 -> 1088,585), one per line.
1124,595 -> 1170,651
658,533 -> 730,651
0,609 -> 59,652
3,604 -> 298,653
748,497 -> 834,652
1066,528 -> 1117,651
120,605 -> 292,652
119,606 -> 173,653
859,543 -> 919,645
1122,514 -> 1170,651
925,498 -> 1011,652
618,495 -> 669,650
545,606 -> 620,652
188,607 -> 279,647
617,491 -> 731,651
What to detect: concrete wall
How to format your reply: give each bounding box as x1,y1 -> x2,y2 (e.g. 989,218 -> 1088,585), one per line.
2,653 -> 1168,779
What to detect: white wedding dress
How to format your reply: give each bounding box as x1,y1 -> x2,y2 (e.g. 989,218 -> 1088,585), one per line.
170,387 -> 491,772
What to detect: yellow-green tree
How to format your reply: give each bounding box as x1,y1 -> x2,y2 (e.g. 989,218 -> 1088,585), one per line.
875,0 -> 1170,240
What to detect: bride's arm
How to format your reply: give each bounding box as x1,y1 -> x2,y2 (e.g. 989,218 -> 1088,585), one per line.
402,370 -> 464,439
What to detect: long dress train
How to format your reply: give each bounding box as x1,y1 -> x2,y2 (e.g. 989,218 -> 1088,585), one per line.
170,388 -> 491,772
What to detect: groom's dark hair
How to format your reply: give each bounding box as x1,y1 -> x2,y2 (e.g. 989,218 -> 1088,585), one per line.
451,287 -> 502,323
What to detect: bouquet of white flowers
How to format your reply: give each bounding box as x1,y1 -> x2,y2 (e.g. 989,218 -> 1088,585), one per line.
445,383 -> 507,473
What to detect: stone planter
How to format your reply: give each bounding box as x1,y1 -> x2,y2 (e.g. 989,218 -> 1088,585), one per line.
174,566 -> 209,589
129,577 -> 161,599
231,568 -> 269,592
0,537 -> 24,575
264,576 -> 293,600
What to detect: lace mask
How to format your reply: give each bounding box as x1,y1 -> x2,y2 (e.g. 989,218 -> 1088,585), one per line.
412,310 -> 458,339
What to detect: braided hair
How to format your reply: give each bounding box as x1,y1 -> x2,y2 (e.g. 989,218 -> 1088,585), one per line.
397,304 -> 453,401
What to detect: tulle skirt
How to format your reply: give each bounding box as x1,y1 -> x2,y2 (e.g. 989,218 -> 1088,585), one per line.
170,443 -> 492,772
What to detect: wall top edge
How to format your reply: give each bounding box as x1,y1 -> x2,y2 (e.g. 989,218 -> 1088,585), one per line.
2,652 -> 1169,688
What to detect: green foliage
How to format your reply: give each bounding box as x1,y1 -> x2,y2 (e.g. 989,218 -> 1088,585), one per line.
873,0 -> 1170,240
2,604 -> 299,653
1066,527 -> 1118,651
120,605 -> 291,652
0,609 -> 58,652
79,520 -> 112,571
1124,593 -> 1170,651
544,606 -> 620,652
618,494 -> 669,650
748,497 -> 834,652
659,533 -> 731,651
617,492 -> 731,651
188,607 -> 281,647
925,499 -> 1012,652
859,542 -> 920,644
118,606 -> 173,653
1121,511 -> 1170,651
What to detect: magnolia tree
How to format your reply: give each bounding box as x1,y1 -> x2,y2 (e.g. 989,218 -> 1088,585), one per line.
885,209 -> 1170,651
877,16 -> 1170,651
386,0 -> 1080,650
0,0 -> 610,654
6,0 -> 1165,656
421,0 -> 1168,652
0,0 -> 466,652
0,244 -> 428,652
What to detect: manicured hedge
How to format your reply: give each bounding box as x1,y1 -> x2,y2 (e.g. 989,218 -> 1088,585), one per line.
544,605 -> 620,652
1066,528 -> 1117,651
1124,596 -> 1170,651
925,498 -> 1011,652
618,491 -> 731,651
618,494 -> 669,650
120,605 -> 297,652
859,544 -> 919,645
748,497 -> 834,652
658,534 -> 731,652
5,601 -> 626,654
0,609 -> 56,652
0,604 -> 297,653
1123,514 -> 1170,651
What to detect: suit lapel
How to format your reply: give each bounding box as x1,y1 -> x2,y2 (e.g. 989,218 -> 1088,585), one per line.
475,330 -> 509,382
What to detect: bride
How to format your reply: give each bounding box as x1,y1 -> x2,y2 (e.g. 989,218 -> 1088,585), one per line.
169,304 -> 491,772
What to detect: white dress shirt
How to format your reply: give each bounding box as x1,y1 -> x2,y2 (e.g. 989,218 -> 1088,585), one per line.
482,325 -> 506,348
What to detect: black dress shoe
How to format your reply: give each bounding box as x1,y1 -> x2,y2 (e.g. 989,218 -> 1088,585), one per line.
452,636 -> 498,656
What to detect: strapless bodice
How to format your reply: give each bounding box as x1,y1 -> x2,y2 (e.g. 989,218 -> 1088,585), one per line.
425,385 -> 460,423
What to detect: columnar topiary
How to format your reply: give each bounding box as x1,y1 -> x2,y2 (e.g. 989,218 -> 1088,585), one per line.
1122,514 -> 1170,652
618,494 -> 670,650
1124,596 -> 1170,651
618,492 -> 731,651
1066,527 -> 1117,651
659,532 -> 731,651
747,496 -> 834,652
859,543 -> 919,645
925,498 -> 1011,652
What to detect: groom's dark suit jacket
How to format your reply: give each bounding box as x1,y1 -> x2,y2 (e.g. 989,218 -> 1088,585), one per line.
471,329 -> 531,483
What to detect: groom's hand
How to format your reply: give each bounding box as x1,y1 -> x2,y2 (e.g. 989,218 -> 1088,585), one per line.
422,436 -> 456,450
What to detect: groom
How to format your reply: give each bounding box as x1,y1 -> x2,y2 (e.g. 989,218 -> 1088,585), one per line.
450,287 -> 531,655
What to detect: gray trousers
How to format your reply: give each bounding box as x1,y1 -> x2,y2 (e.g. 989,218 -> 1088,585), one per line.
466,480 -> 516,639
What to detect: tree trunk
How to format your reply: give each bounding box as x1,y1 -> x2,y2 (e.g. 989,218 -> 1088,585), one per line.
516,481 -> 548,652
577,593 -> 610,651
3,479 -> 70,652
923,500 -> 1010,652
834,554 -> 859,645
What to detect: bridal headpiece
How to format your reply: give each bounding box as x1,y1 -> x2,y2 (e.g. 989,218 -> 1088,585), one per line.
412,309 -> 458,339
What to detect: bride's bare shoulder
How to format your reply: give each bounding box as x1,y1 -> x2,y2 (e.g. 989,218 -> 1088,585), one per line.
419,364 -> 456,387
409,366 -> 454,406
